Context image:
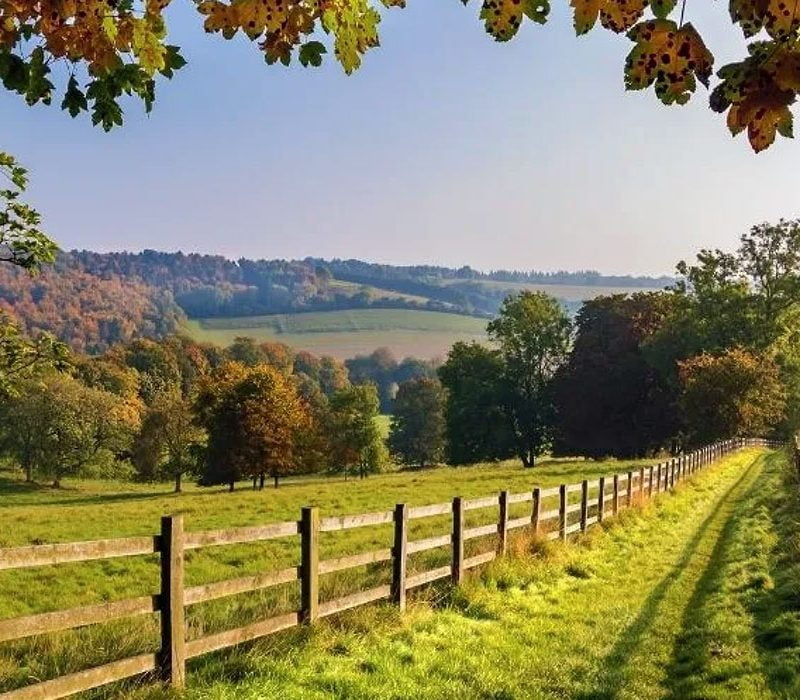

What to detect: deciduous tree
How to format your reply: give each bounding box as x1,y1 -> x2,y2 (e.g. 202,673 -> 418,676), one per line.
388,377 -> 447,468
327,383 -> 387,478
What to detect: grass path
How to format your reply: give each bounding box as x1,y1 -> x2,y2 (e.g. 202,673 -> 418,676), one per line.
182,448 -> 800,700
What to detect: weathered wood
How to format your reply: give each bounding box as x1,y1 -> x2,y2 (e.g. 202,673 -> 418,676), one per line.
597,477 -> 605,523
585,515 -> 599,527
319,585 -> 391,618
0,595 -> 159,643
655,464 -> 662,493
158,515 -> 185,689
639,467 -> 645,498
565,502 -> 582,514
612,475 -> 619,517
185,567 -> 299,606
391,504 -> 408,611
559,484 -> 568,542
540,508 -> 561,521
507,516 -> 530,531
538,486 -> 561,498
319,510 -> 393,532
0,653 -> 158,700
566,522 -> 581,535
580,480 -> 589,533
184,521 -> 298,550
407,502 -> 451,520
405,565 -> 451,590
498,491 -> 509,556
626,471 -> 633,507
452,497 -> 464,585
464,495 -> 499,511
464,551 -> 496,569
648,465 -> 654,497
508,492 -> 532,504
407,534 -> 451,554
463,523 -> 498,541
532,487 -> 542,534
185,612 -> 300,659
300,506 -> 319,624
319,548 -> 393,575
0,536 -> 159,572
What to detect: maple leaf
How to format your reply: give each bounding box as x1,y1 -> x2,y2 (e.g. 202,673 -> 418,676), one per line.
480,0 -> 549,42
571,0 -> 648,36
321,0 -> 380,74
625,21 -> 713,105
728,88 -> 794,151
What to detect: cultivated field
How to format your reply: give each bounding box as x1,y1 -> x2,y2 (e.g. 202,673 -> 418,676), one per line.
442,278 -> 667,300
185,309 -> 488,359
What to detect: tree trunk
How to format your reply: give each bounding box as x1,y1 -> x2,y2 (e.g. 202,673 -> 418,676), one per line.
24,462 -> 32,483
520,453 -> 531,469
252,475 -> 258,490
259,473 -> 265,490
229,480 -> 235,492
174,472 -> 182,493
52,477 -> 61,488
273,474 -> 279,488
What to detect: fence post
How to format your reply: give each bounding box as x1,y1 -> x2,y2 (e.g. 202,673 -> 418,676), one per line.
648,465 -> 654,497
670,459 -> 675,489
531,487 -> 541,534
597,477 -> 605,523
559,484 -> 568,542
300,506 -> 319,624
580,480 -> 588,532
612,475 -> 619,516
638,467 -> 645,501
626,471 -> 633,507
159,515 -> 186,689
498,491 -> 509,556
452,497 -> 464,585
392,503 -> 408,611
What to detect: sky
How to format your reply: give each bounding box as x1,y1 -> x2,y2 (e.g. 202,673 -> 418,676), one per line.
2,1 -> 797,277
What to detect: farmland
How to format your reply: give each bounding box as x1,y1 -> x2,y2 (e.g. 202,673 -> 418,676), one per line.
185,309 -> 489,359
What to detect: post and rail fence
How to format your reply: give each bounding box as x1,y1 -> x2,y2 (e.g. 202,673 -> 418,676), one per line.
0,437 -> 782,699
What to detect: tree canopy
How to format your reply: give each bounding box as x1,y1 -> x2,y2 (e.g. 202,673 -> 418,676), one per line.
0,0 -> 796,151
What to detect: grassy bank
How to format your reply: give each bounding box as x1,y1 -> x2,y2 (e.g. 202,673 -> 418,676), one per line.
170,447 -> 800,699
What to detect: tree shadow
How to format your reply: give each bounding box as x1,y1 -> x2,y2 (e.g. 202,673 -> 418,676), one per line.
573,460 -> 758,700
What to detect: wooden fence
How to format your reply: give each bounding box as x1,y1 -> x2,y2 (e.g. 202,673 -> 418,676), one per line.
0,437 -> 781,699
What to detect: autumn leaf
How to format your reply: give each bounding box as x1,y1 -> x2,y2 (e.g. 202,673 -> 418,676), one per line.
728,89 -> 794,151
571,0 -> 648,35
481,0 -> 549,42
625,21 -> 713,105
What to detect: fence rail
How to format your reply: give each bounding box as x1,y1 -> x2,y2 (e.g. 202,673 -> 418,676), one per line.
0,437 -> 782,699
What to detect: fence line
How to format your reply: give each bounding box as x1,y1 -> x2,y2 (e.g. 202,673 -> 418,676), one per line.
0,437 -> 781,699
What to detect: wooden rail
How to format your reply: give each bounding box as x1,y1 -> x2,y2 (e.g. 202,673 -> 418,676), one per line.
0,437 -> 778,699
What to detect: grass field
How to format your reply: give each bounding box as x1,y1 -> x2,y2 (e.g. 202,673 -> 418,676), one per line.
443,279 -> 667,300
3,447 -> 796,699
185,309 -> 488,359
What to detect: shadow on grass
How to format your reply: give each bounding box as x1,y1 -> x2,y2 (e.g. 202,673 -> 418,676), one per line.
748,450 -> 800,697
574,458 -> 760,700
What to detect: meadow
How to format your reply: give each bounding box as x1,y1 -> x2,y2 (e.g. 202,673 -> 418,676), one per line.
441,278 -> 666,300
2,447 -> 794,699
185,309 -> 488,359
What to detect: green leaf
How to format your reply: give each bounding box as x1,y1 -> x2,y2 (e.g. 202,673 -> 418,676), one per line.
61,76 -> 88,117
299,41 -> 327,67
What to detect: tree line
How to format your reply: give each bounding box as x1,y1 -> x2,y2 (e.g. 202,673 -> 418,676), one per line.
1,219 -> 797,490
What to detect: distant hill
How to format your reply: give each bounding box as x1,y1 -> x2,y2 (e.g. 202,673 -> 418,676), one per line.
0,249 -> 673,355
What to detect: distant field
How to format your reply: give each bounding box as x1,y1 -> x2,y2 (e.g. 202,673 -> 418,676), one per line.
443,279 -> 667,300
185,309 -> 488,359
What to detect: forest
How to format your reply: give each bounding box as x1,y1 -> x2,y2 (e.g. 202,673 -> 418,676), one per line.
0,249 -> 668,353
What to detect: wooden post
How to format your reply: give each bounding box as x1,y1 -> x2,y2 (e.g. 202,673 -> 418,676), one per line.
638,467 -> 645,500
498,491 -> 509,556
452,497 -> 464,585
670,459 -> 676,489
300,506 -> 319,624
597,477 -> 605,523
626,471 -> 633,507
391,503 -> 408,611
559,484 -> 567,542
159,515 -> 186,689
655,464 -> 662,493
531,487 -> 541,534
612,474 -> 619,516
648,465 -> 654,497
580,480 -> 589,533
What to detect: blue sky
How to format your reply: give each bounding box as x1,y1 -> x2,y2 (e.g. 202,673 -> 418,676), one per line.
2,1 -> 796,275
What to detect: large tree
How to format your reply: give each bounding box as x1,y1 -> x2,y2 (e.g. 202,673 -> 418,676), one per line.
438,341 -> 516,465
388,377 -> 447,468
197,362 -> 309,489
554,293 -> 680,459
327,383 -> 387,478
678,348 -> 787,445
488,291 -> 572,468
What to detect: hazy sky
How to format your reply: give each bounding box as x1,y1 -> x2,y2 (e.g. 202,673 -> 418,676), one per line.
3,2 -> 796,276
